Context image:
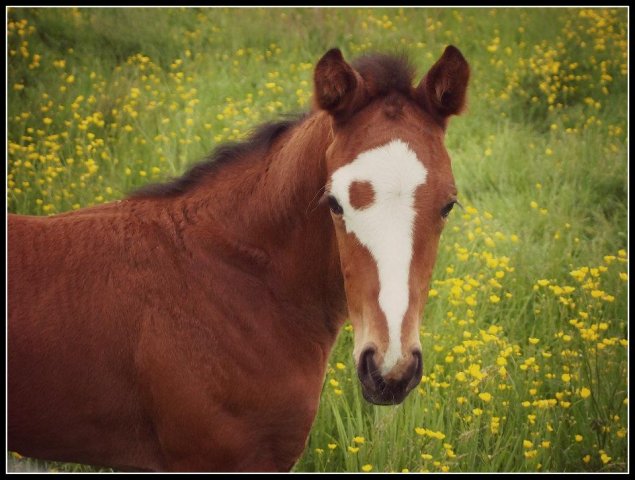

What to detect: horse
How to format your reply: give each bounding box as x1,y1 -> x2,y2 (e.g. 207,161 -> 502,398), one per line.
8,45 -> 469,472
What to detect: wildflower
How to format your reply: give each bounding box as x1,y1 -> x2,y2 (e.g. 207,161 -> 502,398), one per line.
529,337 -> 540,345
361,464 -> 373,472
523,440 -> 534,449
347,446 -> 359,454
575,435 -> 583,442
353,436 -> 365,445
580,387 -> 591,399
600,453 -> 611,464
328,443 -> 337,450
561,373 -> 571,382
479,392 -> 492,402
467,364 -> 485,380
421,453 -> 433,460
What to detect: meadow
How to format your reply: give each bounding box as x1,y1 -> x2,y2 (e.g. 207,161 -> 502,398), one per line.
7,7 -> 628,472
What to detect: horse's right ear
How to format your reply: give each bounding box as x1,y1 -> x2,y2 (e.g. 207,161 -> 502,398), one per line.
314,48 -> 367,119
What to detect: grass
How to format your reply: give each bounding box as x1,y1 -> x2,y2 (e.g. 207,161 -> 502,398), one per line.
7,7 -> 628,473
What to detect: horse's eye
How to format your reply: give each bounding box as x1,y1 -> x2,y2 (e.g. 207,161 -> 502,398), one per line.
441,201 -> 456,219
328,195 -> 344,215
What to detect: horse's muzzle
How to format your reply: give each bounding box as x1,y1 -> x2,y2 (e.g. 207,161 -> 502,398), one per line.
356,347 -> 422,405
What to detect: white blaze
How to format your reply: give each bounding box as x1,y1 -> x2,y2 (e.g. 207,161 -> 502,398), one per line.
330,139 -> 427,374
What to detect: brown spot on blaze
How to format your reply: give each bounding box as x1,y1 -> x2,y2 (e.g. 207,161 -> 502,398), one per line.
348,181 -> 375,210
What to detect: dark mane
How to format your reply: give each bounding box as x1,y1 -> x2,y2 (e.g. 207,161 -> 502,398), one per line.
352,52 -> 416,97
128,114 -> 305,199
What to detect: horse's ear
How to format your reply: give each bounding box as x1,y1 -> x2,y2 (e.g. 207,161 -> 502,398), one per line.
416,45 -> 470,128
314,48 -> 367,119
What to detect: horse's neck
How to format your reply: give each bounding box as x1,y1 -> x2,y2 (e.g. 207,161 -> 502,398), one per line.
185,111 -> 347,339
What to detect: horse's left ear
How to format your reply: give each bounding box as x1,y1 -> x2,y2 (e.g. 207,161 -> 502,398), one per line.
314,48 -> 368,120
415,45 -> 470,128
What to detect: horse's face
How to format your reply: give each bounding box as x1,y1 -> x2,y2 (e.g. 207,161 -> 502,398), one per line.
314,47 -> 469,405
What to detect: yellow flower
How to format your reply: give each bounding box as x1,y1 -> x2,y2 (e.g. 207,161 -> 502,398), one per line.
421,453 -> 433,460
479,392 -> 492,402
329,379 -> 339,387
524,450 -> 537,459
361,464 -> 373,472
580,387 -> 591,399
489,294 -> 501,304
347,446 -> 359,454
575,435 -> 583,442
523,440 -> 534,449
600,453 -> 611,464
529,337 -> 540,345
468,363 -> 485,380
353,436 -> 365,444
582,455 -> 591,463
561,373 -> 571,382
328,443 -> 337,450
336,362 -> 346,370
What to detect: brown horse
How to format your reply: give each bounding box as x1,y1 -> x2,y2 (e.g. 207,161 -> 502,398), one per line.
8,46 -> 469,472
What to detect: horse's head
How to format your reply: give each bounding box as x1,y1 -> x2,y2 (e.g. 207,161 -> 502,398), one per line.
314,46 -> 469,405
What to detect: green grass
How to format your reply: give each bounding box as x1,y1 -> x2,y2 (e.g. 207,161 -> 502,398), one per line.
8,7 -> 627,473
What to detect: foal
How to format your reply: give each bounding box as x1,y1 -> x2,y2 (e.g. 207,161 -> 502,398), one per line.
8,46 -> 469,471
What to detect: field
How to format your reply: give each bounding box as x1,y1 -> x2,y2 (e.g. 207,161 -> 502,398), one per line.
7,7 -> 628,473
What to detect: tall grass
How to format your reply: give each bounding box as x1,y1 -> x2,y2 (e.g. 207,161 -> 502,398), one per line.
7,7 -> 627,472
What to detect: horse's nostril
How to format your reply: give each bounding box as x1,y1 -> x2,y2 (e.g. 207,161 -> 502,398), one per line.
412,350 -> 422,376
359,347 -> 375,377
358,347 -> 381,392
406,350 -> 423,392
